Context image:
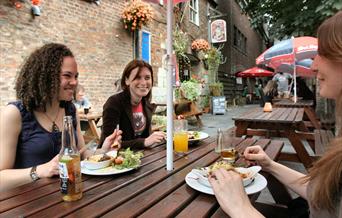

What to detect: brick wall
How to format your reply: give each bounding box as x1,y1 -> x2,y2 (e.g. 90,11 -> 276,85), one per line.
0,0 -> 136,109
4,0 -> 259,111
215,0 -> 266,101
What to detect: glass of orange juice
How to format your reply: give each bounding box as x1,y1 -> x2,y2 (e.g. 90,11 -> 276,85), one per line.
173,119 -> 188,154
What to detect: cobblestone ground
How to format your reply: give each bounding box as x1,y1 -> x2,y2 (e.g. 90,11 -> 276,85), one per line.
190,104 -> 307,204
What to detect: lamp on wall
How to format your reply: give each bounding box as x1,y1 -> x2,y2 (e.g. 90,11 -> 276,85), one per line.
94,0 -> 101,5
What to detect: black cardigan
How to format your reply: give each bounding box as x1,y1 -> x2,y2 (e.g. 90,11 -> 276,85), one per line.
100,89 -> 156,148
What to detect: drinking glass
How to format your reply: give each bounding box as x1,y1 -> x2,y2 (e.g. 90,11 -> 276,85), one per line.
173,119 -> 188,154
217,129 -> 237,163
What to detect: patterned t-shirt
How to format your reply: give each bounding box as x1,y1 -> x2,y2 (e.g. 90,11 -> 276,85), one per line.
132,102 -> 146,137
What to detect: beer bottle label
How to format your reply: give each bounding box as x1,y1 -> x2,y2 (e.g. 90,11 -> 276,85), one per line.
59,162 -> 69,194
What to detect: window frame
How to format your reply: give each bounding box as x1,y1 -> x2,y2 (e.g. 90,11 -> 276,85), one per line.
189,0 -> 199,26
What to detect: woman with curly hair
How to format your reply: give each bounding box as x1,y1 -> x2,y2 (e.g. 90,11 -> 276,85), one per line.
209,11 -> 342,218
0,43 -> 121,191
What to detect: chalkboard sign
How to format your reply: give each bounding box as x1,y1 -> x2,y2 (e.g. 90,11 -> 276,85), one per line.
211,96 -> 226,115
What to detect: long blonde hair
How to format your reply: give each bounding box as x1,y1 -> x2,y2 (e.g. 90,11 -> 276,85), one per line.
263,80 -> 278,96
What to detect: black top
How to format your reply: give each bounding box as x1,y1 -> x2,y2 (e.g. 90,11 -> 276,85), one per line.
100,89 -> 156,148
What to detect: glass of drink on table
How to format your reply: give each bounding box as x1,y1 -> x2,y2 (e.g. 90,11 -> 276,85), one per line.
220,129 -> 237,163
173,119 -> 188,154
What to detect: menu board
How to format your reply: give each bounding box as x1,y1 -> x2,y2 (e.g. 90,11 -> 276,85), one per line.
212,96 -> 226,115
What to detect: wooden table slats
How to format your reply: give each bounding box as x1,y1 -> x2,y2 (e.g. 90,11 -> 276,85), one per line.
274,99 -> 314,108
233,108 -> 304,124
233,107 -> 315,169
1,137 -> 287,218
274,99 -> 320,129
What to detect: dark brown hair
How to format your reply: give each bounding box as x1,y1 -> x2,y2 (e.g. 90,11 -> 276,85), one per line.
120,59 -> 154,102
15,43 -> 74,111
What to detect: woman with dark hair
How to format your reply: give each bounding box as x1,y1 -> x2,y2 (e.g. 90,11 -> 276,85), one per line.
100,59 -> 165,148
260,80 -> 278,106
0,43 -> 121,191
209,11 -> 342,217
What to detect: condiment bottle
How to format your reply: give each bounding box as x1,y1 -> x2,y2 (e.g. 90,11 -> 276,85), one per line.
216,128 -> 223,153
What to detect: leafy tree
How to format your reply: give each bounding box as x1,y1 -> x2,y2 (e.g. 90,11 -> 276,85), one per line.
237,0 -> 342,39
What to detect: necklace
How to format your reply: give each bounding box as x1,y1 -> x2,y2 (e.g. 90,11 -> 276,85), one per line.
43,108 -> 60,132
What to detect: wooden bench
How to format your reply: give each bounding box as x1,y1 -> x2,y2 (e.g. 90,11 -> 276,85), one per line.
277,129 -> 335,163
314,129 -> 335,156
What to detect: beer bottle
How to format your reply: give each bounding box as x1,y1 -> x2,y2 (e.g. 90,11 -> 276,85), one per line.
58,116 -> 82,201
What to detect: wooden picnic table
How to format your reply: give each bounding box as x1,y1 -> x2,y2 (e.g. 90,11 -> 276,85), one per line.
233,107 -> 314,169
0,137 -> 290,217
273,99 -> 320,129
79,111 -> 102,141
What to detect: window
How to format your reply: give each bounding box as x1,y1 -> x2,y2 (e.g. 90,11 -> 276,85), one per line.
233,26 -> 247,53
189,0 -> 199,26
141,31 -> 151,63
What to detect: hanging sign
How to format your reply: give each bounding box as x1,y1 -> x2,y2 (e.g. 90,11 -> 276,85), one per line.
211,19 -> 227,43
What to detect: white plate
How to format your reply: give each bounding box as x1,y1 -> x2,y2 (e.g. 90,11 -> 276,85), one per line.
185,171 -> 267,195
188,131 -> 209,143
81,162 -> 134,176
192,166 -> 262,187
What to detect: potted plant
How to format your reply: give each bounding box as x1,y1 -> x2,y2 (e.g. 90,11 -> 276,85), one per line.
173,28 -> 190,64
191,39 -> 210,60
121,0 -> 153,32
209,82 -> 223,96
178,79 -> 201,102
206,46 -> 225,83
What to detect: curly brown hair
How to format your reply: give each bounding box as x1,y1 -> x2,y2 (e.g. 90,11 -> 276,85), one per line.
15,43 -> 74,112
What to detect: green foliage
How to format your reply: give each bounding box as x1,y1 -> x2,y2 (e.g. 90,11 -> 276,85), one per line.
206,46 -> 226,67
237,0 -> 342,39
209,82 -> 224,96
206,46 -> 226,83
173,28 -> 190,63
180,79 -> 201,101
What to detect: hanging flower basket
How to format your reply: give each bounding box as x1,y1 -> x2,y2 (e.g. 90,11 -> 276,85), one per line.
121,0 -> 153,32
191,39 -> 210,52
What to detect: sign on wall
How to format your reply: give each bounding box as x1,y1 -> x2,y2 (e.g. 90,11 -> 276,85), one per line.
210,19 -> 227,43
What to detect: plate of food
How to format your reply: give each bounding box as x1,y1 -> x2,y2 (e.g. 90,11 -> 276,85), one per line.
185,161 -> 266,195
81,148 -> 143,176
187,131 -> 209,143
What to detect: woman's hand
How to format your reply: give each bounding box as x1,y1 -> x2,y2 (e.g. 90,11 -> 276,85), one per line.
243,146 -> 274,172
144,131 -> 165,147
36,155 -> 60,178
101,129 -> 122,153
209,169 -> 258,218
